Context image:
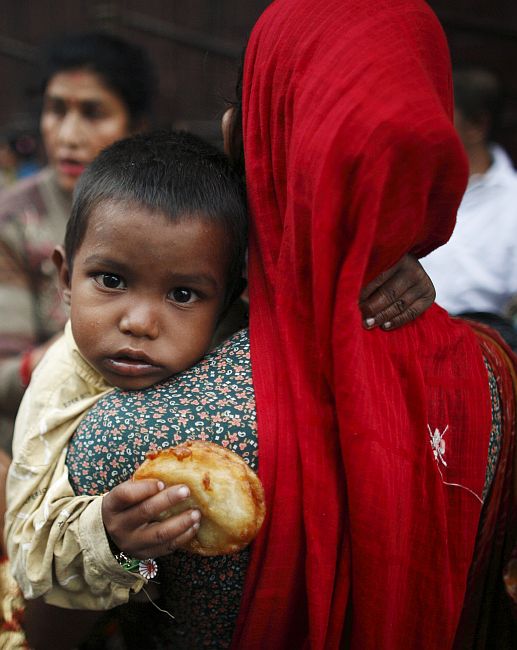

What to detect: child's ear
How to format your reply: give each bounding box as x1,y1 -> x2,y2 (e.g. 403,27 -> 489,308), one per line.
52,245 -> 72,305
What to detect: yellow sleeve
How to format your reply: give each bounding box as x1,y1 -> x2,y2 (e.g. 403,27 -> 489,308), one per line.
5,324 -> 144,609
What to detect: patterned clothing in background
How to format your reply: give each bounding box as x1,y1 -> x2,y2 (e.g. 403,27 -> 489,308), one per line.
0,167 -> 70,451
66,327 -> 256,649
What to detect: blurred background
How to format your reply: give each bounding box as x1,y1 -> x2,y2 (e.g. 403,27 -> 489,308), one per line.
0,0 -> 266,165
1,0 -> 517,163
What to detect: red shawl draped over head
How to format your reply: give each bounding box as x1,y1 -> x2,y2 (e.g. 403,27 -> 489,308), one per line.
233,1 -> 493,649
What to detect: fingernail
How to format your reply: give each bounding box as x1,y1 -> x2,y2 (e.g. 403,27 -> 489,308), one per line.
191,510 -> 201,522
364,318 -> 375,329
177,486 -> 189,498
157,481 -> 165,491
382,321 -> 392,330
192,522 -> 200,531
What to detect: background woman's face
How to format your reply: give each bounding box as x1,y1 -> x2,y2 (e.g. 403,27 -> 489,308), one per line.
40,69 -> 132,194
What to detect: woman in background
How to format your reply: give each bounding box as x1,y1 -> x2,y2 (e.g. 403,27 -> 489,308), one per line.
0,32 -> 155,452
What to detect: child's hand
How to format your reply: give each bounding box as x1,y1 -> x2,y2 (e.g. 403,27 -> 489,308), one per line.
359,254 -> 435,330
101,479 -> 201,559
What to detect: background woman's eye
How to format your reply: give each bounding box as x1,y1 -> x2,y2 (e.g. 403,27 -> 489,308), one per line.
99,273 -> 124,289
172,288 -> 193,303
81,102 -> 104,120
43,97 -> 66,118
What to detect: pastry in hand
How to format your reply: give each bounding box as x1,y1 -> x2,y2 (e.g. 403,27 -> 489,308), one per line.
133,441 -> 266,556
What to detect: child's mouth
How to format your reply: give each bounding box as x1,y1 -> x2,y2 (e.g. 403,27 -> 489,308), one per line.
105,352 -> 161,377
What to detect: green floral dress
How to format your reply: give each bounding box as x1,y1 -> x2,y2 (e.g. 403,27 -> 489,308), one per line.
66,328 -> 257,649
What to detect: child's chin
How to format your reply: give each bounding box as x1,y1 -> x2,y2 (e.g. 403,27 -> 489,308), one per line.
113,377 -> 162,392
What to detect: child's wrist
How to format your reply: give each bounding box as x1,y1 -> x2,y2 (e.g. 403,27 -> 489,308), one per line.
113,549 -> 158,580
108,537 -> 158,580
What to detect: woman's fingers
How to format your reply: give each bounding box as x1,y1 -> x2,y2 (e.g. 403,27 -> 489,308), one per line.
366,288 -> 428,330
360,255 -> 435,330
359,265 -> 398,305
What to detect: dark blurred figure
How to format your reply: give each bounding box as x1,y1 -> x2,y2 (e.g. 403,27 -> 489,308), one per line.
422,67 -> 517,350
0,119 -> 41,190
0,32 -> 156,454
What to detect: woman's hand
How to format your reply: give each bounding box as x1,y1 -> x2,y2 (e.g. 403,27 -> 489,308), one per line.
101,479 -> 201,559
359,254 -> 435,330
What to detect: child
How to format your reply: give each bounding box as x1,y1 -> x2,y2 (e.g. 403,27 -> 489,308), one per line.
5,129 -> 248,613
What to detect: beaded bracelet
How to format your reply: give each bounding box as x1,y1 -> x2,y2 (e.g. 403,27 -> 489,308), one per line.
114,550 -> 158,580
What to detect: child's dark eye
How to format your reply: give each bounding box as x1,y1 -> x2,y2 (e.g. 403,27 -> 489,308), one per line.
170,288 -> 197,303
94,273 -> 126,290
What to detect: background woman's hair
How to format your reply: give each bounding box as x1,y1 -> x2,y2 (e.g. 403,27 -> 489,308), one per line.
39,32 -> 157,125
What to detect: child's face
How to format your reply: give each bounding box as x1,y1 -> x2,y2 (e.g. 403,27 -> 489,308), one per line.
56,201 -> 230,389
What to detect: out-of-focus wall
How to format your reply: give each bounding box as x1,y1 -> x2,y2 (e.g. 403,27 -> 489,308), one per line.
2,2 -> 517,158
429,0 -> 517,162
0,0 -> 269,152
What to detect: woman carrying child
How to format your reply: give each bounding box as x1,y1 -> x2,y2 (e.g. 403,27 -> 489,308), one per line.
6,0 -> 517,648
5,129 -> 434,648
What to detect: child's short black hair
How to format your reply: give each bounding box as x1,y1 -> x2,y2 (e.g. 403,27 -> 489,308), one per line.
40,32 -> 156,125
65,129 -> 247,300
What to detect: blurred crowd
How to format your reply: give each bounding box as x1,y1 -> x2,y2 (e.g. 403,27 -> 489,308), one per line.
421,67 -> 517,349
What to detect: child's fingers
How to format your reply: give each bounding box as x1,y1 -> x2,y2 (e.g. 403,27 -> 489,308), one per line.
103,481 -> 193,549
144,511 -> 201,558
103,478 -> 166,513
120,509 -> 201,559
118,484 -> 193,529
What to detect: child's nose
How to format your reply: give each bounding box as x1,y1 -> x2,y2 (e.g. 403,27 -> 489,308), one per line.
119,304 -> 160,339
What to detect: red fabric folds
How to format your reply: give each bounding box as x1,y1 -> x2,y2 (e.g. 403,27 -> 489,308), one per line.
233,1 -> 493,649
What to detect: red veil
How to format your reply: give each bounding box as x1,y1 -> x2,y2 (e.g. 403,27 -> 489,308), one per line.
233,1 -> 493,648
